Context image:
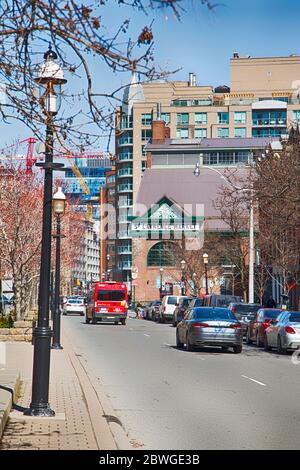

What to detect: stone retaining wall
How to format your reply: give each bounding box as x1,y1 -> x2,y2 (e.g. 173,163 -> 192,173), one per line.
0,320 -> 34,342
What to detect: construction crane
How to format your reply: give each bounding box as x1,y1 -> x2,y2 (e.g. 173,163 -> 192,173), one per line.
0,138 -> 111,220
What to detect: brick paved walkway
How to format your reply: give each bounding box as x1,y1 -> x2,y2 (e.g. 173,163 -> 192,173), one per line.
0,342 -> 102,450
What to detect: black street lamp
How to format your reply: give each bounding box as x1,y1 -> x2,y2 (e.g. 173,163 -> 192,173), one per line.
180,260 -> 186,296
52,187 -> 66,350
159,267 -> 164,299
25,46 -> 66,417
203,253 -> 209,295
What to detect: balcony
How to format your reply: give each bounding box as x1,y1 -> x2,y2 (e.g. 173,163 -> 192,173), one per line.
117,261 -> 132,270
252,118 -> 287,126
117,152 -> 133,162
117,245 -> 132,255
117,136 -> 133,147
117,168 -> 133,178
120,116 -> 133,129
117,183 -> 133,193
118,197 -> 132,208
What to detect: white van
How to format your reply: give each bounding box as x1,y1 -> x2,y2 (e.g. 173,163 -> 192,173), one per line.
159,295 -> 184,323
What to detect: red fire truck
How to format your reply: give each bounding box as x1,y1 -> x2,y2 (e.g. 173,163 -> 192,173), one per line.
86,281 -> 128,325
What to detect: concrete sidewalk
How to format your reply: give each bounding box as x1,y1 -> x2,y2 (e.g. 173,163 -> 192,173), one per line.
0,339 -> 120,450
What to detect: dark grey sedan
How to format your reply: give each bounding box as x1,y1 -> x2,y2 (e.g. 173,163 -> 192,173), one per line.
176,307 -> 243,353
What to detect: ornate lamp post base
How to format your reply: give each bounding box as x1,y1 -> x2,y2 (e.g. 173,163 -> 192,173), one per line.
24,405 -> 55,417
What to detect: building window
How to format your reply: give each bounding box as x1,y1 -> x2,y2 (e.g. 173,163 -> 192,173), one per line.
252,128 -> 286,138
293,110 -> 300,123
234,112 -> 246,124
195,112 -> 207,124
252,110 -> 286,126
147,242 -> 176,266
141,113 -> 152,126
141,129 -> 152,142
194,128 -> 207,138
141,160 -> 147,172
218,112 -> 229,124
217,128 -> 229,138
234,127 -> 247,138
177,113 -> 189,125
161,112 -> 170,124
176,128 -> 189,139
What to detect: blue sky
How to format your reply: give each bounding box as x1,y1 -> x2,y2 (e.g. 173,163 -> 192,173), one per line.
1,0 -> 300,148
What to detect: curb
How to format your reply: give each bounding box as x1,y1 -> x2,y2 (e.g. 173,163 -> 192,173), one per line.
63,334 -> 132,450
0,370 -> 21,439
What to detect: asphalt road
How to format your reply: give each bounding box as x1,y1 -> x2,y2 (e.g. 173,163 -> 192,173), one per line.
62,314 -> 300,450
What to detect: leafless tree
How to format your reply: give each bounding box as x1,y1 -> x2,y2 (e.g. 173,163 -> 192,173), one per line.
0,0 -> 213,152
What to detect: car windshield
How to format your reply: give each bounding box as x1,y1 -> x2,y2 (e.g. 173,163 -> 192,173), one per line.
97,290 -> 126,301
216,297 -> 240,307
289,313 -> 300,322
193,308 -> 236,321
167,297 -> 177,305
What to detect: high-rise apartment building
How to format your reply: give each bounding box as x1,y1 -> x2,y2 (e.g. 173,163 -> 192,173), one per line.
114,54 -> 300,291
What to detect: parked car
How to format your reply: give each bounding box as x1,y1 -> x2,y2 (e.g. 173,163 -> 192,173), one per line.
148,300 -> 161,321
158,295 -> 183,323
176,307 -> 243,353
63,297 -> 86,316
265,311 -> 300,354
229,303 -> 262,336
172,297 -> 193,327
203,294 -> 243,308
246,308 -> 282,347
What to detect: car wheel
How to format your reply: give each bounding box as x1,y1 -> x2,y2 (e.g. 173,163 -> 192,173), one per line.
121,319 -> 126,325
246,329 -> 252,344
186,334 -> 194,352
256,332 -> 263,348
85,317 -> 91,324
176,330 -> 184,349
264,335 -> 271,351
161,316 -> 165,324
233,344 -> 242,354
92,317 -> 97,324
277,336 -> 286,355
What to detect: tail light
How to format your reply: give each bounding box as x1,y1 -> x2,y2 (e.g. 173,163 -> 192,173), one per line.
193,322 -> 209,328
262,320 -> 271,328
285,326 -> 296,334
231,307 -> 235,314
229,323 -> 242,329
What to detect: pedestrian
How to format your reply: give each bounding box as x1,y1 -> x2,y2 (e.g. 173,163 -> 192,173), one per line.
266,295 -> 276,308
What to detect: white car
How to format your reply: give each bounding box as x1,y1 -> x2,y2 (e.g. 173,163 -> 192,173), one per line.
63,297 -> 86,316
158,295 -> 184,323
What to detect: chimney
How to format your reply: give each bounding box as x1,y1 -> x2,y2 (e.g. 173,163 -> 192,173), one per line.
152,120 -> 170,144
189,72 -> 197,86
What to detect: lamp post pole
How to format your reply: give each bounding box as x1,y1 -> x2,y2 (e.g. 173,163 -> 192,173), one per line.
25,46 -> 66,417
203,253 -> 209,295
181,260 -> 186,296
159,267 -> 164,299
52,187 -> 66,350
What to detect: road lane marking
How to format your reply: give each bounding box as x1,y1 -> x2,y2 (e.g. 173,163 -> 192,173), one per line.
144,334 -> 150,337
241,375 -> 266,387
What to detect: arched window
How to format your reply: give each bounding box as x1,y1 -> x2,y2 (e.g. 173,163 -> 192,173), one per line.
147,242 -> 176,267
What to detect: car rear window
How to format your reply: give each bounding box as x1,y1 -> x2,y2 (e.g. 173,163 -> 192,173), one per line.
167,297 -> 177,305
68,299 -> 83,304
234,304 -> 260,314
263,310 -> 282,319
289,313 -> 300,322
97,290 -> 126,301
193,308 -> 236,321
